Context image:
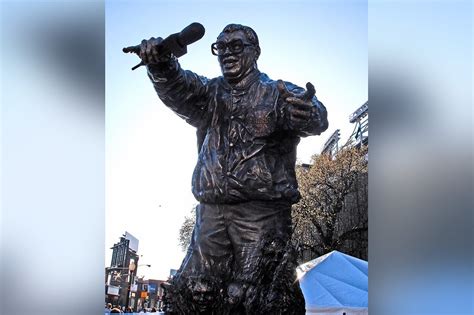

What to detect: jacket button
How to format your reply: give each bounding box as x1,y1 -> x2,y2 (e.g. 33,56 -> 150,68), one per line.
229,142 -> 234,147
230,115 -> 234,120
226,171 -> 231,176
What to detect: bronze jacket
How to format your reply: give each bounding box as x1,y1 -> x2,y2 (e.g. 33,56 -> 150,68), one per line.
147,59 -> 328,204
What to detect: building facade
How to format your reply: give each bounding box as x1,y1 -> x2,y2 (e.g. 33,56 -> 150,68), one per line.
105,233 -> 140,308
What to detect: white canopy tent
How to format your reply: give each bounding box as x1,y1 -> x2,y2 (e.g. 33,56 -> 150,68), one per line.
297,251 -> 368,315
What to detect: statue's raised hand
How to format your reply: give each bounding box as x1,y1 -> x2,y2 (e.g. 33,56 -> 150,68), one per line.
277,80 -> 318,128
139,37 -> 170,65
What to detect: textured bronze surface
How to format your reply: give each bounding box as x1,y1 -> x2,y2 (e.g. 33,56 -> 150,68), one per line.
130,23 -> 328,314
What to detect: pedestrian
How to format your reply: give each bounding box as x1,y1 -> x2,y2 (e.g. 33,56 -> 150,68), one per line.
105,303 -> 112,314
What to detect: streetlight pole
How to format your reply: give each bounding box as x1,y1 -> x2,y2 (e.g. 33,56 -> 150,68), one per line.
131,264 -> 151,312
124,260 -> 136,311
125,262 -> 152,311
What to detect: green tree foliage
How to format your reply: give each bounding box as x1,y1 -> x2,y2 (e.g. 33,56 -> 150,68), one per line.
292,145 -> 368,262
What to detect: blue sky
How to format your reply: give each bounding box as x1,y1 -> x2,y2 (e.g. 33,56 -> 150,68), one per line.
106,0 -> 367,279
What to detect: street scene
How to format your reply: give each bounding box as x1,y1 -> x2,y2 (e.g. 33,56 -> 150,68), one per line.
105,233 -> 168,313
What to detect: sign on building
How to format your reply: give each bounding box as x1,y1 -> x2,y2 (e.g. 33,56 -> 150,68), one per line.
124,231 -> 139,252
148,283 -> 157,294
107,285 -> 120,296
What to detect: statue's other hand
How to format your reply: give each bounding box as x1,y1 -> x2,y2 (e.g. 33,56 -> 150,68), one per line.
278,81 -> 318,126
139,37 -> 167,65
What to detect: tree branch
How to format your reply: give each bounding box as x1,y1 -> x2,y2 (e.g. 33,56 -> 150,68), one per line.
338,225 -> 368,242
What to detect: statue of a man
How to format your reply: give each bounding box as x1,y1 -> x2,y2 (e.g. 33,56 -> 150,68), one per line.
139,24 -> 328,314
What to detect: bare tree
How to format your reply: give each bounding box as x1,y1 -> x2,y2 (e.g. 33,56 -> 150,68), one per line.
292,145 -> 368,262
178,208 -> 196,252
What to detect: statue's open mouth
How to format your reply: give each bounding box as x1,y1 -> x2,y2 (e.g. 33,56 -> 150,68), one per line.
222,57 -> 238,69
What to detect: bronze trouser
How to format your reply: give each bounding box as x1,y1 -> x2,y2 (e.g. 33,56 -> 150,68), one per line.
178,200 -> 293,285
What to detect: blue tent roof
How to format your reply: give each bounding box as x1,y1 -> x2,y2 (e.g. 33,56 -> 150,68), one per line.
297,251 -> 368,309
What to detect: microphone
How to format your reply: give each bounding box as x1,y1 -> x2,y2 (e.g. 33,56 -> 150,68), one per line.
123,22 -> 205,70
175,22 -> 206,51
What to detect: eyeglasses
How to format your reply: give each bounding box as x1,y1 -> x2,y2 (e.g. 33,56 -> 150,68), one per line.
211,39 -> 254,56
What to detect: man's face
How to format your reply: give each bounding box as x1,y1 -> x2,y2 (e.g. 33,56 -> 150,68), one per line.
216,30 -> 258,82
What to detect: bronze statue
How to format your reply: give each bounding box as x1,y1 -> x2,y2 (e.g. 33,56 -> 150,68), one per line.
126,23 -> 328,314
